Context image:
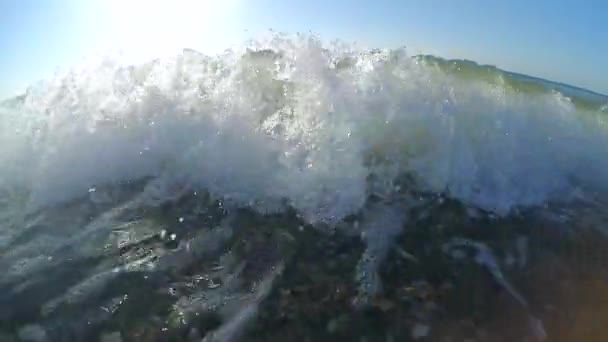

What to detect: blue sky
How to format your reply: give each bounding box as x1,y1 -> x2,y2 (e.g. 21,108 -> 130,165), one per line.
1,0 -> 607,98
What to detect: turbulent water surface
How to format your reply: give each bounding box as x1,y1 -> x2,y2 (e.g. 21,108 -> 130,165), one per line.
1,34 -> 608,341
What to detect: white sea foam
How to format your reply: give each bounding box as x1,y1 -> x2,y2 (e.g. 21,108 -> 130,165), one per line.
1,34 -> 607,224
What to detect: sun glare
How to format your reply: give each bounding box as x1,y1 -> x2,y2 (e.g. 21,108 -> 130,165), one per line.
100,0 -> 238,62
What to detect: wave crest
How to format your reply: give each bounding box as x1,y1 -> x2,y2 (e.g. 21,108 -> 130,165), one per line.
2,34 -> 607,223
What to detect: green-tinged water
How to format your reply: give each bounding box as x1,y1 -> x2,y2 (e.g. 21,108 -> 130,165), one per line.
416,55 -> 608,113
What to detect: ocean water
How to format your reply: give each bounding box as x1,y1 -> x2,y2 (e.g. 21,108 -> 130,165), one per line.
1,34 -> 608,341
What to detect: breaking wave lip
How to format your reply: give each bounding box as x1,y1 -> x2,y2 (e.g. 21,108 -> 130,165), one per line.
1,33 -> 608,224
416,54 -> 608,111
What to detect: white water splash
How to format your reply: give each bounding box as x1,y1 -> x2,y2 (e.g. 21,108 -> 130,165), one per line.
1,34 -> 607,225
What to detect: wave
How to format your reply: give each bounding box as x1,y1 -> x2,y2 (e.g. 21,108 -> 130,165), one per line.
3,33 -> 608,342
416,55 -> 608,112
1,34 -> 608,224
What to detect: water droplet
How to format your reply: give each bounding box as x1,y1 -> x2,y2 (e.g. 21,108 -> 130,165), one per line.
208,279 -> 221,289
170,234 -> 177,241
88,187 -> 96,193
178,217 -> 184,223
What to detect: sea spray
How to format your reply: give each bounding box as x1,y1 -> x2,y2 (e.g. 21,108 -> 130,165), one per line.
1,34 -> 608,341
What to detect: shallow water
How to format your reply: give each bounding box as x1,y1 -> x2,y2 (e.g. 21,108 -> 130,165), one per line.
2,188 -> 608,341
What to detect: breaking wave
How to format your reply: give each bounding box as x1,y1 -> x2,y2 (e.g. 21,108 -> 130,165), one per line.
3,33 -> 608,342
2,34 -> 608,224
